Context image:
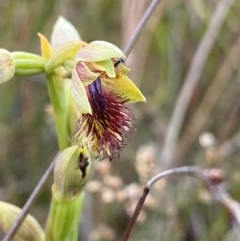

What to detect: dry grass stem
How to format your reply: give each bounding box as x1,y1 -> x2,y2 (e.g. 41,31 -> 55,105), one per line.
123,0 -> 162,56
177,35 -> 240,164
160,0 -> 236,168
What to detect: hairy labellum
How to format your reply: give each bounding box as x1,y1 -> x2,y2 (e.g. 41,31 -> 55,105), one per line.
74,77 -> 134,161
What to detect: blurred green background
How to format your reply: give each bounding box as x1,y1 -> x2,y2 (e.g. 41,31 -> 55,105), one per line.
1,0 -> 240,240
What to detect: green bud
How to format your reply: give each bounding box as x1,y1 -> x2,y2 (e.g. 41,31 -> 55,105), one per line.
0,201 -> 44,241
52,145 -> 91,202
46,146 -> 91,241
0,49 -> 15,84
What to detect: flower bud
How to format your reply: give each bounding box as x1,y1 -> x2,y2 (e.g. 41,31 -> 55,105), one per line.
0,49 -> 15,84
46,146 -> 91,240
52,146 -> 91,202
0,201 -> 44,241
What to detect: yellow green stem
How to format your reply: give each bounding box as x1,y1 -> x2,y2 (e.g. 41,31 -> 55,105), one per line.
46,74 -> 70,150
11,51 -> 45,60
14,59 -> 47,69
15,68 -> 45,75
46,193 -> 84,241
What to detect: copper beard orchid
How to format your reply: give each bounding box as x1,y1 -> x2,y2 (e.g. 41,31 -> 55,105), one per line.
71,41 -> 145,160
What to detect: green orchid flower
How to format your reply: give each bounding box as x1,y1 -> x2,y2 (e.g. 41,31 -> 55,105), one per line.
72,41 -> 146,161
39,16 -> 146,160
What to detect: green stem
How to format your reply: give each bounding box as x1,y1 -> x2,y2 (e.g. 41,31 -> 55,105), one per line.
11,51 -> 45,61
15,69 -> 45,76
46,193 -> 84,241
14,59 -> 47,69
46,74 -> 70,150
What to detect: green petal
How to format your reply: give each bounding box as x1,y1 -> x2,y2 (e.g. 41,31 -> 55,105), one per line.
75,61 -> 99,86
101,75 -> 146,103
94,59 -> 116,78
76,41 -> 125,62
71,68 -> 92,114
45,42 -> 82,73
116,62 -> 131,74
51,16 -> 81,51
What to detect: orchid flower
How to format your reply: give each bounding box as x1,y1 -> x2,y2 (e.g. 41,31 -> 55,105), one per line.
72,41 -> 146,160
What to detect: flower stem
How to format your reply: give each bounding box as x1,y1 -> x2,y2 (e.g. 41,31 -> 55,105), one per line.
14,59 -> 46,70
46,193 -> 84,241
63,59 -> 76,73
46,74 -> 70,150
11,51 -> 45,60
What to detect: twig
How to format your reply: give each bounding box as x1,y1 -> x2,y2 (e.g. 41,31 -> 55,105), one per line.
123,0 -> 162,56
2,152 -> 60,241
159,0 -> 235,168
122,187 -> 149,241
122,166 -> 199,241
122,166 -> 240,241
146,166 -> 199,188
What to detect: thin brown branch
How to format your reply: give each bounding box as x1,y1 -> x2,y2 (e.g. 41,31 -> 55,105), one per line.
122,166 -> 200,241
122,166 -> 240,241
123,0 -> 162,56
146,166 -> 200,188
122,187 -> 149,241
160,0 -> 235,168
2,152 -> 60,241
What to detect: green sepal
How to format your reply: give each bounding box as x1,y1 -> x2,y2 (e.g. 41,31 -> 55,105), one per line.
76,40 -> 125,62
45,42 -> 81,73
96,59 -> 115,78
51,16 -> 81,51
